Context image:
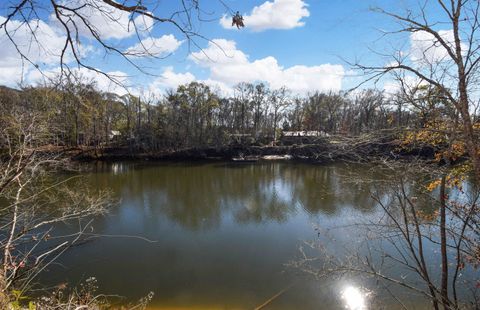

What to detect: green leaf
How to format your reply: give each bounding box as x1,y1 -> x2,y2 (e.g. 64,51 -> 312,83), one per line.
28,301 -> 36,310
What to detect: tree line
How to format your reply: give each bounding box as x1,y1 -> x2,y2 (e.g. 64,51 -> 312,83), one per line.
2,79 -> 463,152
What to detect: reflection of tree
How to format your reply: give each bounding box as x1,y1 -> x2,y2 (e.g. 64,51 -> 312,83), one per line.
234,176 -> 296,223
294,163 -> 480,309
291,166 -> 340,215
105,163 -> 223,230
84,162 -> 420,230
282,164 -> 382,216
158,167 -> 223,230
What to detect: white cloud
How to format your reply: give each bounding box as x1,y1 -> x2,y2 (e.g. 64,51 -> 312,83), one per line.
83,70 -> 130,94
189,39 -> 344,94
380,30 -> 467,96
28,67 -> 130,95
0,16 -> 70,86
280,64 -> 344,93
409,29 -> 465,65
149,67 -> 195,92
52,0 -> 153,40
0,1 -> 157,88
147,67 -> 234,97
0,66 -> 24,86
125,35 -> 182,57
132,13 -> 154,35
383,76 -> 427,96
200,79 -> 233,96
220,0 -> 309,31
383,80 -> 400,96
0,17 -> 66,65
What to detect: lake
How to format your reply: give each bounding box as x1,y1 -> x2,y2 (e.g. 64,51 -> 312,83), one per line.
39,161 -> 449,309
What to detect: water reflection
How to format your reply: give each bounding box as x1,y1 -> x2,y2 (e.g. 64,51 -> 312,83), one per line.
110,162 -> 129,175
341,285 -> 367,310
40,162 -> 433,309
87,162 -> 388,230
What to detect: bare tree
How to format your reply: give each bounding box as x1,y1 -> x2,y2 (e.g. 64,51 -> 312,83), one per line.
269,87 -> 290,144
0,0 -> 221,85
355,0 -> 480,179
0,86 -> 113,307
292,163 -> 480,309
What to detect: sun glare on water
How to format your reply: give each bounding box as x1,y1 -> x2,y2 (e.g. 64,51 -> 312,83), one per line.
341,285 -> 367,310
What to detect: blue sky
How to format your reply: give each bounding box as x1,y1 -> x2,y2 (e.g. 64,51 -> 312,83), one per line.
0,0 -> 452,96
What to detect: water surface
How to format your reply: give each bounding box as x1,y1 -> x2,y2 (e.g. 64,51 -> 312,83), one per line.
41,161 -> 434,309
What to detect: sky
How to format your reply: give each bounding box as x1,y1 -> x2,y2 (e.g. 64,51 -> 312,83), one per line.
0,0 -> 453,97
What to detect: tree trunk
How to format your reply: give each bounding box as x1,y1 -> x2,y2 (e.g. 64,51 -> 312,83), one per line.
440,175 -> 450,309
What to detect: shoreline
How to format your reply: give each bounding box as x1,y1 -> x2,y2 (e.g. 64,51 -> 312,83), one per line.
68,136 -> 440,164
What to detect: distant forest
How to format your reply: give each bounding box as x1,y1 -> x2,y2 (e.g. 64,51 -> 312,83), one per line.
1,79 -> 476,151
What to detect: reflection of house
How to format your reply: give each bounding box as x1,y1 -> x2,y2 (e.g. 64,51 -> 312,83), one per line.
281,130 -> 329,144
109,130 -> 121,141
